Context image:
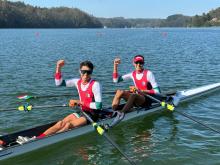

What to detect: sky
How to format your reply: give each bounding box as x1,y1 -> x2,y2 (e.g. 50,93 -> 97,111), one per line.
10,0 -> 220,19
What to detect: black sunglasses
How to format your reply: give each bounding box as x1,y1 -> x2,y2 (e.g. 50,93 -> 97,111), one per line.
80,70 -> 93,75
134,61 -> 144,65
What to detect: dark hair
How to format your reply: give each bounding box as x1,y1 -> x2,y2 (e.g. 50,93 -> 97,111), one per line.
80,61 -> 94,71
134,54 -> 144,61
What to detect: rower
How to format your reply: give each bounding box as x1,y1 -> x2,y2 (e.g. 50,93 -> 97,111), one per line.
40,60 -> 102,137
111,55 -> 161,126
16,60 -> 103,143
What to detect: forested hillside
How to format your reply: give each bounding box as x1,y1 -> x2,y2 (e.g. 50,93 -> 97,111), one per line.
0,0 -> 102,28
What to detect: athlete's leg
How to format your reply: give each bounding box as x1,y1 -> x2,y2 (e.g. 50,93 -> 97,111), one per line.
55,114 -> 87,133
56,122 -> 71,133
62,113 -> 79,123
43,114 -> 78,136
69,116 -> 87,128
121,93 -> 145,113
112,90 -> 130,110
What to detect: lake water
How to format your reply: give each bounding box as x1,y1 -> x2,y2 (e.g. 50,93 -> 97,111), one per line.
0,28 -> 220,165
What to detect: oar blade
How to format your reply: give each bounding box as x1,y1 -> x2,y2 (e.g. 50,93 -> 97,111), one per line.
17,95 -> 33,100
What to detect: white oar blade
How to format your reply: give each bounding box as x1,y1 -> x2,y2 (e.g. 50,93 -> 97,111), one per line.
17,95 -> 32,100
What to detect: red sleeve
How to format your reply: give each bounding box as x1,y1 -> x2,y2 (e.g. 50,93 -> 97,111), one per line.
54,72 -> 62,80
112,73 -> 118,78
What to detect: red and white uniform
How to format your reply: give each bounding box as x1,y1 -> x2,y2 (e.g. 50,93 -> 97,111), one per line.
113,70 -> 160,94
55,73 -> 102,111
132,70 -> 150,90
77,79 -> 95,112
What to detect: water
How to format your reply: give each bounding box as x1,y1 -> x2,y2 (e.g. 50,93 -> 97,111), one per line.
0,28 -> 220,165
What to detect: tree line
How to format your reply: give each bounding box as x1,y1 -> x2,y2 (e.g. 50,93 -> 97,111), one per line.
99,10 -> 220,28
0,0 -> 102,28
0,0 -> 220,28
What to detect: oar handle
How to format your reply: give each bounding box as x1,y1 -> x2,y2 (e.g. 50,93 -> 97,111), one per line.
32,104 -> 68,109
141,91 -> 161,103
136,89 -> 175,111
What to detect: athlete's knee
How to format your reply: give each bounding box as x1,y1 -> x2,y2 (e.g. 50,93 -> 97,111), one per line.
112,104 -> 118,111
56,121 -> 65,128
63,122 -> 71,129
63,114 -> 76,122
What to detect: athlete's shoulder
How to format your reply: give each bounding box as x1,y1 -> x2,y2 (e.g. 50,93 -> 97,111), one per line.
92,80 -> 102,91
92,80 -> 101,86
145,69 -> 153,74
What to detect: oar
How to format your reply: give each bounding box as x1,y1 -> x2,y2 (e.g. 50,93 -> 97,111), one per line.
174,109 -> 220,134
17,91 -> 116,100
138,90 -> 220,135
0,103 -> 68,112
17,94 -> 73,100
80,109 -> 136,165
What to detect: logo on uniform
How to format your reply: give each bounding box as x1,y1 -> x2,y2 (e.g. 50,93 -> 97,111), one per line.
142,82 -> 146,86
87,93 -> 90,98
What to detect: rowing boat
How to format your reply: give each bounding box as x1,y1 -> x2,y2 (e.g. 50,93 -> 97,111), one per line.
0,82 -> 220,161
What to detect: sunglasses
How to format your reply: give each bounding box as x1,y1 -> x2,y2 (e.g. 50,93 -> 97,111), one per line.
80,70 -> 93,75
134,61 -> 144,65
